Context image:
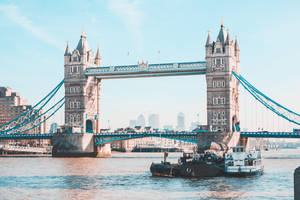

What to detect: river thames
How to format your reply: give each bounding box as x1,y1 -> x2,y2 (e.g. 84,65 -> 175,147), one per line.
0,149 -> 299,200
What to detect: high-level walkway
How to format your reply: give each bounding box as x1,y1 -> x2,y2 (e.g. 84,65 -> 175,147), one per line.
85,61 -> 207,79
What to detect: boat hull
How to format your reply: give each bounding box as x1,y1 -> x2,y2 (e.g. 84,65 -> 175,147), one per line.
150,163 -> 180,177
150,162 -> 224,178
225,169 -> 263,177
179,162 -> 224,177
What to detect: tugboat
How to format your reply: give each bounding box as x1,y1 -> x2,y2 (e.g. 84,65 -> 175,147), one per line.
225,146 -> 264,177
150,151 -> 225,178
150,152 -> 180,177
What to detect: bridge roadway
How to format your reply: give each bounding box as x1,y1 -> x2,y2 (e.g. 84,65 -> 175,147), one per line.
0,132 -> 299,145
85,61 -> 207,79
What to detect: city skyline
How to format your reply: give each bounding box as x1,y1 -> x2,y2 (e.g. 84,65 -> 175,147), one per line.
0,1 -> 299,131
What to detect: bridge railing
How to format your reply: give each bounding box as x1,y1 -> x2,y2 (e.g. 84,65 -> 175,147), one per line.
240,131 -> 300,138
85,61 -> 207,75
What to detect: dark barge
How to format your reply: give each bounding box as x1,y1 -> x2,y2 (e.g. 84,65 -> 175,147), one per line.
150,151 -> 225,178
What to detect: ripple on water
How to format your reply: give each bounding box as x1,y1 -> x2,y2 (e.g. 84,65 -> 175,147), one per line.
0,151 -> 298,200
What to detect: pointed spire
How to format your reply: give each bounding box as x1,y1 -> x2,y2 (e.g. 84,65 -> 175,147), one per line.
225,29 -> 231,45
95,44 -> 101,66
81,31 -> 86,38
64,41 -> 71,56
235,36 -> 240,51
95,45 -> 101,59
205,29 -> 212,46
76,32 -> 90,55
217,20 -> 226,43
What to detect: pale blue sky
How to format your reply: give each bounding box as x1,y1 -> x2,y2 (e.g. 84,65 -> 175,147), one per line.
0,0 -> 299,130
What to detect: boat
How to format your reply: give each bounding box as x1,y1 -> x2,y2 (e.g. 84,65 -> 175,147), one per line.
150,152 -> 180,177
150,151 -> 225,178
225,146 -> 264,177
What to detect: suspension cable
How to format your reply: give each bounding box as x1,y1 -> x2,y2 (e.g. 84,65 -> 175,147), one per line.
232,71 -> 300,126
10,100 -> 65,135
0,79 -> 64,128
1,97 -> 65,134
10,81 -> 64,131
238,73 -> 300,117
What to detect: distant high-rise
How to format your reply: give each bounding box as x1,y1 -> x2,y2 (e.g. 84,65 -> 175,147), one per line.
129,120 -> 137,128
137,114 -> 146,127
176,112 -> 185,131
148,114 -> 159,129
50,123 -> 58,133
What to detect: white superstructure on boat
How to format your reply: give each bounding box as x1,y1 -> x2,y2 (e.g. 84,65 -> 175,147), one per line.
225,146 -> 263,176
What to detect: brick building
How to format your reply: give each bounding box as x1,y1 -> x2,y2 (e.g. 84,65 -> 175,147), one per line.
0,87 -> 48,146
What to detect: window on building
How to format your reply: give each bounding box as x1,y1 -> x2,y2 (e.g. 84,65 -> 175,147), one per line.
216,59 -> 221,65
213,111 -> 217,119
213,81 -> 216,88
76,114 -> 80,123
216,48 -> 221,53
213,98 -> 217,105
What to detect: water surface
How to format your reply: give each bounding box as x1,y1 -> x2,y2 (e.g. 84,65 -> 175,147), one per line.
0,149 -> 299,200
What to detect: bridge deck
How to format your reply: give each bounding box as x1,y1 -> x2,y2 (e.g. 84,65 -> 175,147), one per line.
240,131 -> 300,138
0,131 -> 299,141
85,61 -> 207,79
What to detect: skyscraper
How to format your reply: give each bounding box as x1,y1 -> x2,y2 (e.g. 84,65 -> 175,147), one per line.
148,114 -> 159,129
176,112 -> 185,131
50,123 -> 58,133
137,114 -> 146,127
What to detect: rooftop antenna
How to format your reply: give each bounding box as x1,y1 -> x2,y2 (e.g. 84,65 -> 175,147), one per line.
221,17 -> 224,26
158,49 -> 160,67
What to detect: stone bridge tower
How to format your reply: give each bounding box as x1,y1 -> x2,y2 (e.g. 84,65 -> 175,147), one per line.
63,32 -> 102,133
197,22 -> 241,152
52,33 -> 111,157
205,22 -> 240,133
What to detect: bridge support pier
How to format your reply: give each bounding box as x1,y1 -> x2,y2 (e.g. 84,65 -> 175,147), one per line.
51,133 -> 111,157
95,144 -> 111,157
197,132 -> 240,153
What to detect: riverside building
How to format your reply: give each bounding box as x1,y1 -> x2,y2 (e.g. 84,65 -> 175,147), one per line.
0,87 -> 48,146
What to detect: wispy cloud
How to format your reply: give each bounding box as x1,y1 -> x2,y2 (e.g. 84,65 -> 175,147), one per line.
108,0 -> 144,52
0,4 -> 62,49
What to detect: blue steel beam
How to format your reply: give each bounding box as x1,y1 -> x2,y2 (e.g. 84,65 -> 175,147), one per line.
0,134 -> 53,140
94,132 -> 199,145
241,132 -> 300,138
232,71 -> 300,126
0,131 -> 299,142
85,61 -> 207,79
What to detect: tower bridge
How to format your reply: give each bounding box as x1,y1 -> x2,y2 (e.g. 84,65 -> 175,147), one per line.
0,23 -> 299,157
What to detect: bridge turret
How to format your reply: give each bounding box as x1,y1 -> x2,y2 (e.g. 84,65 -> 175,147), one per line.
205,22 -> 240,133
64,33 -> 102,134
234,36 -> 240,62
205,30 -> 213,56
64,41 -> 71,64
224,29 -> 235,61
95,45 -> 101,66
